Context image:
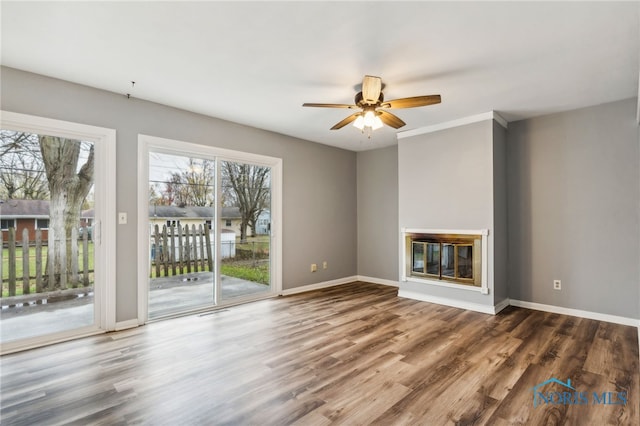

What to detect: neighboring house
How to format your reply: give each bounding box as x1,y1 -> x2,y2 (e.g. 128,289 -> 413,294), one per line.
220,206 -> 243,236
148,205 -> 239,259
79,208 -> 95,238
80,208 -> 94,228
255,209 -> 270,235
0,199 -> 95,242
1,199 -> 51,241
148,205 -> 244,236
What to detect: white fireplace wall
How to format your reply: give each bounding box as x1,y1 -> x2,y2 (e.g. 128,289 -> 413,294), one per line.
398,116 -> 508,311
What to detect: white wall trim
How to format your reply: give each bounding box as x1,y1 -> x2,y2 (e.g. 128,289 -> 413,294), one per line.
398,289 -> 501,315
401,227 -> 489,236
137,137 -> 150,325
0,326 -> 105,355
510,299 -> 640,327
356,276 -> 399,287
495,298 -> 510,314
397,111 -> 508,140
115,319 -> 140,331
280,276 -> 357,296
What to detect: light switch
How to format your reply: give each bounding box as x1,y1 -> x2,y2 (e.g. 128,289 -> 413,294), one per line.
118,212 -> 127,224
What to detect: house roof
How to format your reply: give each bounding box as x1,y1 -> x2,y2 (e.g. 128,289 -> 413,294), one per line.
1,199 -> 50,218
150,205 -> 241,220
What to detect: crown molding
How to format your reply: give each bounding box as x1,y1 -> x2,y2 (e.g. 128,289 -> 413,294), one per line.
397,111 -> 508,140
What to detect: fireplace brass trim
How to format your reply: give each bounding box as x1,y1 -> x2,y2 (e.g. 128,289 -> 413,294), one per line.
402,229 -> 487,291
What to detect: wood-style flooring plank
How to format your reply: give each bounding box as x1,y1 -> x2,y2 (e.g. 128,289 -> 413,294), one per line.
1,282 -> 638,425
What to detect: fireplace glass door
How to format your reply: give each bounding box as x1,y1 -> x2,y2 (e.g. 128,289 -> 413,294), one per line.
411,242 -> 425,274
412,241 -> 442,277
406,235 -> 480,287
457,245 -> 473,279
425,243 -> 440,275
441,244 -> 455,278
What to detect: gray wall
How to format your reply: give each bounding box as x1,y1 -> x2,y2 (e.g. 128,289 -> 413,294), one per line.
507,98 -> 639,318
493,121 -> 509,303
356,145 -> 398,281
0,66 -> 357,323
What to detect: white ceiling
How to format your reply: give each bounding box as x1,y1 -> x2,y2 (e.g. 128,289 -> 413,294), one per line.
1,1 -> 638,152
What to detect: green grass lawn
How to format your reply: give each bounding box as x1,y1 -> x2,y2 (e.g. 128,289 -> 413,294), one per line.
221,263 -> 269,285
151,261 -> 269,285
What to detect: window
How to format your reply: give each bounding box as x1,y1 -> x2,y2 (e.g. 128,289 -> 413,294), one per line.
35,218 -> 49,229
225,219 -> 232,227
1,219 -> 16,230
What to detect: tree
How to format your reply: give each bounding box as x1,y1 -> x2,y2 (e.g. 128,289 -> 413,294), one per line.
0,131 -> 49,200
160,158 -> 214,207
222,162 -> 270,241
39,136 -> 94,289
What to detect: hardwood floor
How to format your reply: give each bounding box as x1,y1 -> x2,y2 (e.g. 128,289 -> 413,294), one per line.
1,282 -> 638,425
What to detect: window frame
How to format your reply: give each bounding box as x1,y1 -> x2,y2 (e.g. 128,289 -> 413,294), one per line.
137,134 -> 283,323
35,218 -> 50,230
1,218 -> 16,230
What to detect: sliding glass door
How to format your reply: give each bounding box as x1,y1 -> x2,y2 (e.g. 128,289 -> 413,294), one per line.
219,160 -> 271,301
140,135 -> 281,321
147,152 -> 216,319
0,112 -> 116,354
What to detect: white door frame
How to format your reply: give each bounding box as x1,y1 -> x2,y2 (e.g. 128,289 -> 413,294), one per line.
137,134 -> 282,324
0,111 -> 117,354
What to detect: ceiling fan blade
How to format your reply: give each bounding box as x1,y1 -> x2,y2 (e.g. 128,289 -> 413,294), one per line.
378,110 -> 406,129
330,112 -> 361,130
381,95 -> 441,109
362,75 -> 382,104
302,103 -> 358,109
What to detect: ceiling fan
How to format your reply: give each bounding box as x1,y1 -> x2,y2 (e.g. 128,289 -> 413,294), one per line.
302,75 -> 441,132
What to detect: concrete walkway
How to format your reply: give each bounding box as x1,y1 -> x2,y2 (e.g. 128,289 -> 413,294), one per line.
0,273 -> 269,343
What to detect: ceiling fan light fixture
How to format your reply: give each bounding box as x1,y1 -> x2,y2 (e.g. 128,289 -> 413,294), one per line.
353,115 -> 365,130
372,114 -> 383,130
353,110 -> 383,132
363,110 -> 376,127
303,75 -> 441,133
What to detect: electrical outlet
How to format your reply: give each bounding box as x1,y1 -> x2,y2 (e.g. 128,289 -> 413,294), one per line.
323,261 -> 328,269
310,263 -> 317,272
553,279 -> 561,290
118,212 -> 127,225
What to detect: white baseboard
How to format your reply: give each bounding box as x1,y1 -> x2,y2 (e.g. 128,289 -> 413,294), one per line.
509,299 -> 639,327
356,276 -> 399,287
281,275 -> 399,297
281,276 -> 358,296
115,319 -> 140,331
494,298 -> 510,314
398,289 -> 502,315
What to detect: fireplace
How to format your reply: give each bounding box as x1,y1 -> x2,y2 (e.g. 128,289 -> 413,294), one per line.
402,229 -> 488,293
